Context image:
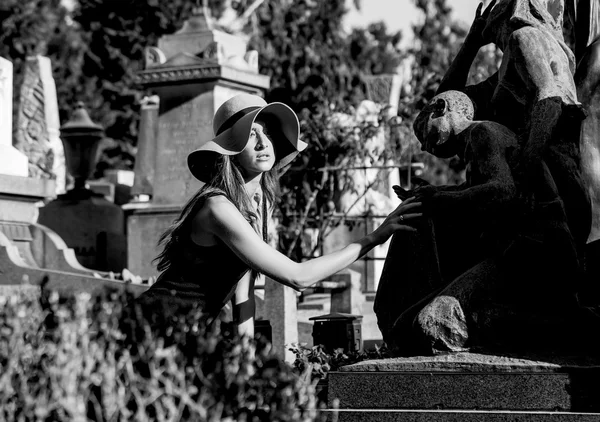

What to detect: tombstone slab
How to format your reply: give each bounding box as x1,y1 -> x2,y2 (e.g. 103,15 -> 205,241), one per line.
0,57 -> 28,177
328,353 -> 600,413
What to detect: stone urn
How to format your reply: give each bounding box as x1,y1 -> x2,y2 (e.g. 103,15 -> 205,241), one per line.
60,102 -> 104,192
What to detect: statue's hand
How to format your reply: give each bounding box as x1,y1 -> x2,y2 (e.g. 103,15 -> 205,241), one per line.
466,0 -> 497,48
393,185 -> 414,201
393,184 -> 436,202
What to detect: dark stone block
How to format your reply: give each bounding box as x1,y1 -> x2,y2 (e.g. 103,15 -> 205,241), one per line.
328,353 -> 600,412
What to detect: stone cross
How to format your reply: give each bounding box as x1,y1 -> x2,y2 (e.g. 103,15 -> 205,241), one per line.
0,57 -> 28,177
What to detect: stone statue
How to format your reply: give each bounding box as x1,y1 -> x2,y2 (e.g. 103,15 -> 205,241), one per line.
377,0 -> 598,356
378,90 -> 592,355
437,0 -> 590,253
564,0 -> 600,246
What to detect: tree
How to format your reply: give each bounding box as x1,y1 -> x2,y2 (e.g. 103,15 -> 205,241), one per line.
0,0 -> 76,128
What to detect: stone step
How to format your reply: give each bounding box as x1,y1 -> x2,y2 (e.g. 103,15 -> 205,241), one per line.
298,302 -> 325,310
327,353 -> 600,413
321,409 -> 600,422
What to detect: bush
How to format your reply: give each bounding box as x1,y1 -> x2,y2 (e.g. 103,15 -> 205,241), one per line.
290,343 -> 393,382
0,283 -> 322,421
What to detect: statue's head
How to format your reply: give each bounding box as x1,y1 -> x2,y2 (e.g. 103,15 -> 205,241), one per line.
413,90 -> 475,158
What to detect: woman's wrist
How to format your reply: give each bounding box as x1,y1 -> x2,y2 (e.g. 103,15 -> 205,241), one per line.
361,232 -> 382,250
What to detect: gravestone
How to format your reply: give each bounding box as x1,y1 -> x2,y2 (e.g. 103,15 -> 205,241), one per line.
327,353 -> 600,421
125,6 -> 269,278
343,2 -> 600,419
14,56 -> 57,182
0,58 -> 143,297
0,57 -> 28,177
38,104 -> 127,272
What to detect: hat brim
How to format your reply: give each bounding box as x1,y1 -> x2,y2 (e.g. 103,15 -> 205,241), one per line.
188,102 -> 307,182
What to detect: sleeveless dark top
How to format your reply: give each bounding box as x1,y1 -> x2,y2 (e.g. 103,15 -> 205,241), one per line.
139,190 -> 254,318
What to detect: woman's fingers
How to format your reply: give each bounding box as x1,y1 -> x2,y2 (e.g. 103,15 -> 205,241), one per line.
396,212 -> 422,222
400,196 -> 417,204
397,201 -> 422,214
394,225 -> 418,232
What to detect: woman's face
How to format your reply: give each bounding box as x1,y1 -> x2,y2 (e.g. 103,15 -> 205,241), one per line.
236,118 -> 276,178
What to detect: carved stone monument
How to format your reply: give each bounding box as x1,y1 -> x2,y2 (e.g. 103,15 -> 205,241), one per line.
565,0 -> 600,260
0,57 -> 143,298
14,56 -> 58,182
325,2 -> 600,418
376,0 -> 599,356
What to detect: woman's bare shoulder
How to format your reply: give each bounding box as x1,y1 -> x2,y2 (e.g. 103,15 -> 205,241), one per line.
195,195 -> 240,225
191,195 -> 239,243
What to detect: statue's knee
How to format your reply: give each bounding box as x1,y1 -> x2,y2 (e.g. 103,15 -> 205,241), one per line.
415,295 -> 469,353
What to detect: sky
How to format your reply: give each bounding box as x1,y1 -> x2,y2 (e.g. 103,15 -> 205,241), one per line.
344,0 -> 481,42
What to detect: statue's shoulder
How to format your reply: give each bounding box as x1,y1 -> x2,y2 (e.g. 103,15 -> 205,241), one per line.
468,122 -> 518,152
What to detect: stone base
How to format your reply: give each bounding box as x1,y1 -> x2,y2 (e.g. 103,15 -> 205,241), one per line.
322,409 -> 600,421
0,145 -> 28,178
0,230 -> 147,297
0,174 -> 55,222
124,202 -> 181,279
327,353 -> 600,419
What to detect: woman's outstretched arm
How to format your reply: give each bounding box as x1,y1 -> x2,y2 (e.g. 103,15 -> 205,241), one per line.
196,196 -> 421,290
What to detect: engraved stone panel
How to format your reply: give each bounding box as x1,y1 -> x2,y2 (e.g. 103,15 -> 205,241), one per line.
152,85 -> 212,204
14,56 -> 54,180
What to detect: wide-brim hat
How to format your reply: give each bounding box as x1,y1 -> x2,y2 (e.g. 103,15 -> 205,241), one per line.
188,93 -> 307,182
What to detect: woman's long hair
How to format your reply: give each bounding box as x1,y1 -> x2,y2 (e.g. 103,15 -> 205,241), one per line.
154,154 -> 279,274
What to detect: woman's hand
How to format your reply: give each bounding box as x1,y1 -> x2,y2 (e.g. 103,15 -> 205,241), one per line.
372,197 -> 422,244
466,0 -> 497,49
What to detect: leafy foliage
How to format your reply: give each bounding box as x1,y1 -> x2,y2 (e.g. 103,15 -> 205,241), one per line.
0,282 -> 322,421
290,343 -> 393,381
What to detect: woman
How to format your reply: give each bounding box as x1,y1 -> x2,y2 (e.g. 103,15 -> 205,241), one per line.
140,94 -> 422,336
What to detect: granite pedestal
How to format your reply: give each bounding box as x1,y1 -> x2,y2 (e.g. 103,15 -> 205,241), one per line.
326,353 -> 600,421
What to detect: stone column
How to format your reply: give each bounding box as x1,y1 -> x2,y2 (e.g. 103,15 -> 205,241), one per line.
265,277 -> 298,362
131,95 -> 159,200
0,57 -> 28,177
